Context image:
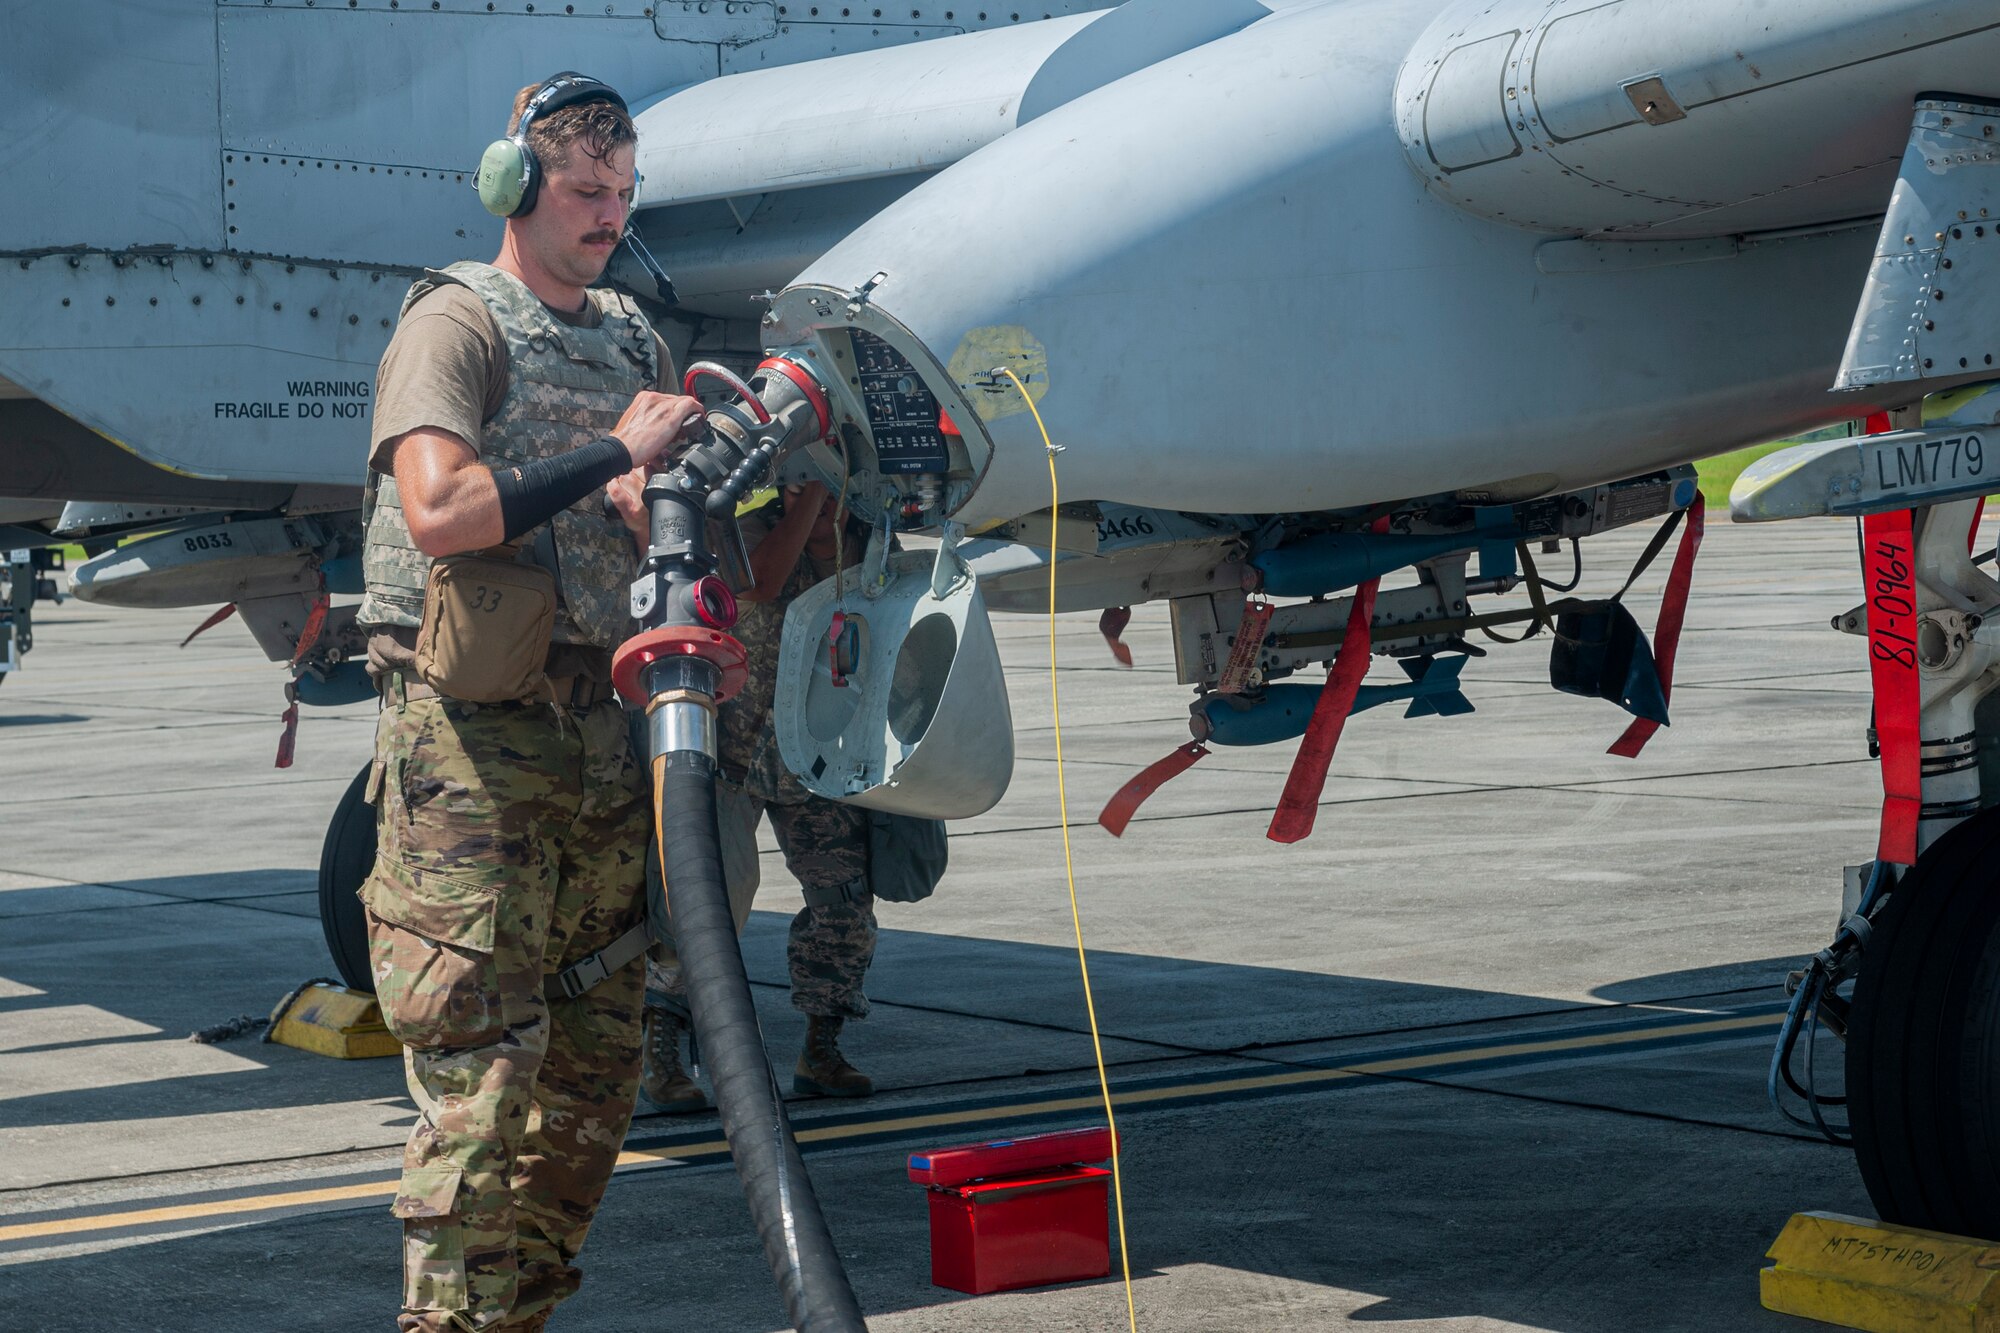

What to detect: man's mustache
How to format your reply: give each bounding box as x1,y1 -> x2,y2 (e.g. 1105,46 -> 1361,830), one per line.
582,229 -> 620,246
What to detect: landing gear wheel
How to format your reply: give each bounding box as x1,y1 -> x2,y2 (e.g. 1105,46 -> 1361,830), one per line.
318,763 -> 377,994
1848,804 -> 2000,1238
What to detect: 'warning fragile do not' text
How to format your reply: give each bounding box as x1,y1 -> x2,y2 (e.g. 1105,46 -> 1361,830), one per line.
215,380 -> 371,421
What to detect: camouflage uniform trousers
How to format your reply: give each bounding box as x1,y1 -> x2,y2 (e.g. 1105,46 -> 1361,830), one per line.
362,691 -> 648,1332
646,784 -> 877,1021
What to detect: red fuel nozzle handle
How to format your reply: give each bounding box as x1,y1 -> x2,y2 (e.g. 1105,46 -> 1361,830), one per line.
683,362 -> 772,424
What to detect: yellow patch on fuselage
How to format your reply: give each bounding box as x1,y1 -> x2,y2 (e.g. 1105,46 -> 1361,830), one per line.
946,325 -> 1049,424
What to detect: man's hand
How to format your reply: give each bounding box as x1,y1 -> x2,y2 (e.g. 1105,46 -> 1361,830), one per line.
606,463 -> 654,552
614,391 -> 706,468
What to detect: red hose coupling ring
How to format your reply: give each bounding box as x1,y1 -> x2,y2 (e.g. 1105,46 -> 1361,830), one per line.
757,356 -> 834,442
690,574 -> 738,630
612,625 -> 750,707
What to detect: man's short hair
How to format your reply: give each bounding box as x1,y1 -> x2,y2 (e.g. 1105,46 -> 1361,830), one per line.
508,83 -> 637,174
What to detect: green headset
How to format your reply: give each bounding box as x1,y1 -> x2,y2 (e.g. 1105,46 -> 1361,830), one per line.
475,71 -> 630,219
474,71 -> 678,308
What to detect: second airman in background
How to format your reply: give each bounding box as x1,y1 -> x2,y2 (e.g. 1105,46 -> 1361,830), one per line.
643,481 -> 880,1106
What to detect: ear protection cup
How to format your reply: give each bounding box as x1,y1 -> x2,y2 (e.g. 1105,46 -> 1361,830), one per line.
474,71 -> 630,219
476,137 -> 534,218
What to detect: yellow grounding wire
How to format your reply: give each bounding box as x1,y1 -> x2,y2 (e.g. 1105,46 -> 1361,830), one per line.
995,366 -> 1140,1333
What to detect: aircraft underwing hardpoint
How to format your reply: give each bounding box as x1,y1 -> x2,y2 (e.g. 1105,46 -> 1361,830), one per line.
9,0 -> 2000,1315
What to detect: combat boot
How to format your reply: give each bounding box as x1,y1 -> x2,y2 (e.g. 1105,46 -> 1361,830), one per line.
641,1004 -> 709,1113
794,1015 -> 873,1097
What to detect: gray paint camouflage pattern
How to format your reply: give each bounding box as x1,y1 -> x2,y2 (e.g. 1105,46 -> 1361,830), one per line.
358,261 -> 658,652
364,693 -> 649,1331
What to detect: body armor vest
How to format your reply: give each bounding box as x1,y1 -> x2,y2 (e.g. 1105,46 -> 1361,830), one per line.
357,261 -> 659,651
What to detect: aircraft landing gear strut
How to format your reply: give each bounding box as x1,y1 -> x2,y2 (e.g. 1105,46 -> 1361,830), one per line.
1740,400 -> 2000,1236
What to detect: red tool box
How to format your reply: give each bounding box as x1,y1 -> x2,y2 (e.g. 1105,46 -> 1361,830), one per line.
908,1126 -> 1115,1295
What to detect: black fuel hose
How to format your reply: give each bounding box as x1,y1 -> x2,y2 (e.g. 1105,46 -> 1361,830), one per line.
653,756 -> 869,1332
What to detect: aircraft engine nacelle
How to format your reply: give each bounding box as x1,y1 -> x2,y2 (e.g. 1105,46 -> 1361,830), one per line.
629,0 -> 1271,320
1395,0 -> 2000,238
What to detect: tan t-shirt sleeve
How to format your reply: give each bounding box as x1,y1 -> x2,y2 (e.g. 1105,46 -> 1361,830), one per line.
366,286 -> 508,475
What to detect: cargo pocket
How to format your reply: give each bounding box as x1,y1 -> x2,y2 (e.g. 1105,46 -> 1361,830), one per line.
393,1162 -> 469,1313
361,859 -> 503,1050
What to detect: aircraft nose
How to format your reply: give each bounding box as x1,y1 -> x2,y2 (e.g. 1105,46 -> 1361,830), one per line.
764,1 -> 1358,527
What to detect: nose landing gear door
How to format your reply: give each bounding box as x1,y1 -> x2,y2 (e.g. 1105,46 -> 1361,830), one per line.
774,543 -> 1014,819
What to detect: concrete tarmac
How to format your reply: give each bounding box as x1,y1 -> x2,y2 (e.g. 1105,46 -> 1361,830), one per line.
0,517 -> 1889,1330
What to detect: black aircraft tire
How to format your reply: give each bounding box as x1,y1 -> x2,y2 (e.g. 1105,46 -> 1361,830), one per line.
1848,871 -> 1934,1226
318,763 -> 378,995
1848,819 -> 1972,1231
1954,899 -> 2000,1223
1879,837 -> 1982,1234
1848,806 -> 2000,1238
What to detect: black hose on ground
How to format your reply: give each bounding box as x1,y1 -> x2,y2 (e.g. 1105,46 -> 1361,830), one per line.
653,755 -> 868,1333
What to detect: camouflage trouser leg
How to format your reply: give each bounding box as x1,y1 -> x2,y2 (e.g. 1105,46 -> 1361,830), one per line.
506,705 -> 649,1327
362,695 -> 647,1333
769,797 -> 876,1020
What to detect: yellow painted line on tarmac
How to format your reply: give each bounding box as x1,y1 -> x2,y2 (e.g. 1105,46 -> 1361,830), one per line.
0,1010 -> 1782,1246
1346,1011 -> 1781,1077
0,1180 -> 396,1244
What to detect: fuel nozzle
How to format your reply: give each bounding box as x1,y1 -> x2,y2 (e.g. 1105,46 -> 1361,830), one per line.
610,355 -> 832,709
671,356 -> 833,520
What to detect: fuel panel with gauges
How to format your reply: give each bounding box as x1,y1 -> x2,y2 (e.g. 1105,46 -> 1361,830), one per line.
851,330 -> 953,476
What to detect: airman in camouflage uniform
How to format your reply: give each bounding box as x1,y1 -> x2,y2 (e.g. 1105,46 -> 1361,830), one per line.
369,688 -> 648,1328
359,79 -> 706,1332
644,489 -> 879,1105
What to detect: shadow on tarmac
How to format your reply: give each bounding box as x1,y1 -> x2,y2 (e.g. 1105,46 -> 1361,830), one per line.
1,885 -> 1801,1132
0,884 -> 1848,1331
0,713 -> 89,728
0,1027 -> 1851,1333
